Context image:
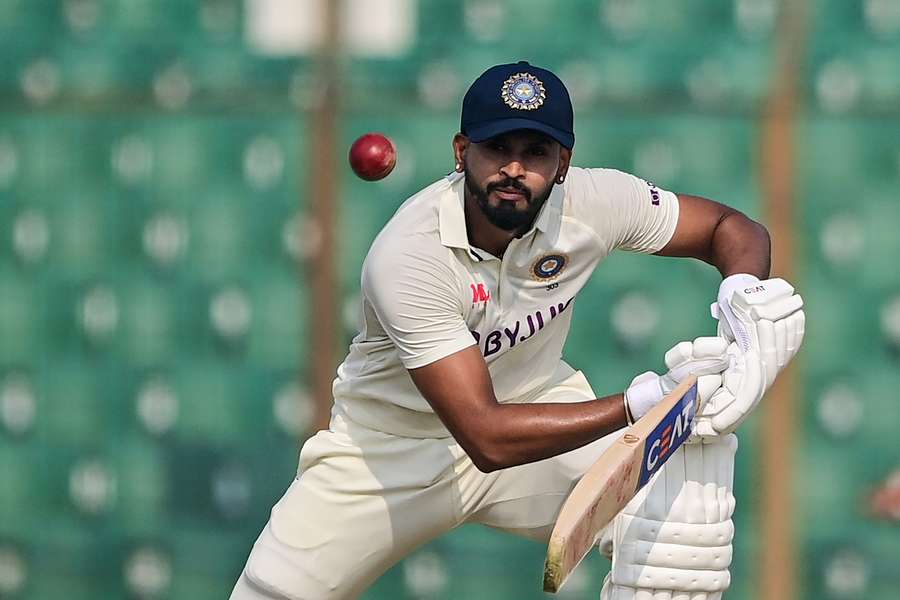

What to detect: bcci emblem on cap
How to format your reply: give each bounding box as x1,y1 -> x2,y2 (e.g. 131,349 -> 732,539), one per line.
501,72 -> 546,110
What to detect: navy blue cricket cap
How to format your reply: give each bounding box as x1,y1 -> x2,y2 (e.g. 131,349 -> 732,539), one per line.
460,61 -> 574,149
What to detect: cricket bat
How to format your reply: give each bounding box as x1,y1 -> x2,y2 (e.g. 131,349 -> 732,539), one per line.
542,375 -> 700,593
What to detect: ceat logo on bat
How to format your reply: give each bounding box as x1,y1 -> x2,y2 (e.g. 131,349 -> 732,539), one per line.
638,383 -> 698,487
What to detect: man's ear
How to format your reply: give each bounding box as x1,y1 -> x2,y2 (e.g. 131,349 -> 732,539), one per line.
556,147 -> 572,182
452,133 -> 469,172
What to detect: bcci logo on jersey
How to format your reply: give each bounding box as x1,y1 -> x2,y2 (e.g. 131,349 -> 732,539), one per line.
638,382 -> 698,487
531,253 -> 567,281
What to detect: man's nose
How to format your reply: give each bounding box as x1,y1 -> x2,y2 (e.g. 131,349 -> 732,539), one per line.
500,159 -> 525,179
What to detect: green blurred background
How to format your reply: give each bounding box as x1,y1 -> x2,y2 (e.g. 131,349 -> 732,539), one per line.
1,0 -> 899,598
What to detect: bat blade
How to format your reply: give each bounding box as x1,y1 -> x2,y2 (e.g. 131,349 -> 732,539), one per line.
542,375 -> 699,593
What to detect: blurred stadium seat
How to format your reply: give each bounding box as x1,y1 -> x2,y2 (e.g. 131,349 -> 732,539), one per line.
797,4 -> 900,598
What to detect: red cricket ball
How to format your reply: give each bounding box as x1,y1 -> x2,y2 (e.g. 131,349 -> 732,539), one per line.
348,133 -> 397,181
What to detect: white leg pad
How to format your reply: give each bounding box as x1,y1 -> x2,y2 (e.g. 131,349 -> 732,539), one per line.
600,579 -> 724,600
600,435 -> 738,598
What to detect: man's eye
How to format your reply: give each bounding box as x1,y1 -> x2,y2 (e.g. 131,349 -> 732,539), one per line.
488,142 -> 506,151
529,147 -> 547,156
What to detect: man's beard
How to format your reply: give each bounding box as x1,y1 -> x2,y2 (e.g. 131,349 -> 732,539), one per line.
465,175 -> 554,232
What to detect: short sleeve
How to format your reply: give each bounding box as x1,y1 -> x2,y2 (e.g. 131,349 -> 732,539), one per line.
362,238 -> 476,369
574,168 -> 680,254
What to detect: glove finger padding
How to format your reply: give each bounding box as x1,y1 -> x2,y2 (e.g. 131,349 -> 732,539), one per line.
774,317 -> 787,370
665,336 -> 730,366
756,318 -> 779,390
693,344 -> 767,438
749,292 -> 803,322
759,309 -> 806,390
683,373 -> 724,443
697,373 -> 722,405
663,336 -> 730,389
789,309 -> 806,358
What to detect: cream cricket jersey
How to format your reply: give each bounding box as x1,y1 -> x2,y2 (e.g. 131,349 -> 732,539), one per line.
332,167 -> 680,437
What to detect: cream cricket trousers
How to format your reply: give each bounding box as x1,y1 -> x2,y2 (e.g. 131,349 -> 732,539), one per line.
231,364 -> 612,599
230,364 -> 736,600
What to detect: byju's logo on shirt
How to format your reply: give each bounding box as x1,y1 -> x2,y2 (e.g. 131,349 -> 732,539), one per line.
470,283 -> 491,305
470,297 -> 573,359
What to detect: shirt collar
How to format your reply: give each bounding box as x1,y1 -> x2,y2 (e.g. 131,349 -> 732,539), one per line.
439,172 -> 470,250
532,179 -> 565,237
439,172 -> 565,249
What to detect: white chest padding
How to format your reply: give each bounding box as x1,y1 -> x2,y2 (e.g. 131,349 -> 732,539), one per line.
600,434 -> 738,598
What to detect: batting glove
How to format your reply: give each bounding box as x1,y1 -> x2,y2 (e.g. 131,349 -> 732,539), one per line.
625,337 -> 729,422
711,275 -> 805,389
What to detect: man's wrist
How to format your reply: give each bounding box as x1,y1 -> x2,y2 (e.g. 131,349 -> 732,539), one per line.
623,394 -> 635,425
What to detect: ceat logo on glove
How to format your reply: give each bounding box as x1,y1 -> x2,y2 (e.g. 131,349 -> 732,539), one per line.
744,285 -> 766,294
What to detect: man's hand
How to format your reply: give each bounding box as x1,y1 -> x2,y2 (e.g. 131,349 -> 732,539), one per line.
625,337 -> 729,422
693,343 -> 762,439
696,277 -> 806,438
712,276 -> 805,385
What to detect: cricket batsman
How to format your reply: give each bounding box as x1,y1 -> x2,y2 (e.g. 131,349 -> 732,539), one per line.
230,61 -> 805,599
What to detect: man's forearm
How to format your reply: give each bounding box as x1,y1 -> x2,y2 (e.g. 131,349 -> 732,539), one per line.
469,394 -> 628,472
710,211 -> 771,279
